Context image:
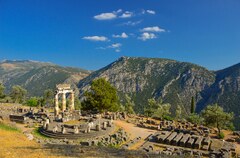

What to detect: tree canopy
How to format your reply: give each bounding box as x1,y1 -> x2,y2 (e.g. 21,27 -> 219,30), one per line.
0,83 -> 5,99
175,105 -> 182,119
190,96 -> 195,113
187,113 -> 204,125
74,96 -> 81,110
26,97 -> 39,107
201,104 -> 234,134
84,78 -> 120,112
43,89 -> 54,106
144,98 -> 158,117
145,98 -> 171,119
10,85 -> 27,103
124,94 -> 135,114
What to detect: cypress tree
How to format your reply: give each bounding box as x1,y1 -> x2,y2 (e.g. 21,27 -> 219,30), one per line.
191,96 -> 195,113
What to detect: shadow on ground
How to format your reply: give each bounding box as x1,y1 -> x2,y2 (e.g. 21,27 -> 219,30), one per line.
17,143 -> 176,158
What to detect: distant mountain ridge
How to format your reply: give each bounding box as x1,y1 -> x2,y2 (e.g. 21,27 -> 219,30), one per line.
78,57 -> 216,113
0,60 -> 90,96
1,58 -> 240,129
78,56 -> 240,129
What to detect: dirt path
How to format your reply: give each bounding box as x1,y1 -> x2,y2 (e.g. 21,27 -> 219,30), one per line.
114,120 -> 156,149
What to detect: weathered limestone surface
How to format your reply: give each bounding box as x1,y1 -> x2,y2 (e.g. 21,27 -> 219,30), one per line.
179,134 -> 190,147
172,133 -> 183,145
210,139 -> 223,151
194,136 -> 203,149
186,135 -> 197,148
165,132 -> 177,144
157,131 -> 171,143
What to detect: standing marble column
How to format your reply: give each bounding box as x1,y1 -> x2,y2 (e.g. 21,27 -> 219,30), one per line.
54,94 -> 59,116
62,92 -> 66,112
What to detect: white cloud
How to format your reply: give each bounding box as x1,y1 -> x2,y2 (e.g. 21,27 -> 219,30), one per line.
121,20 -> 142,26
146,10 -> 156,15
141,26 -> 165,32
115,49 -> 121,52
138,32 -> 157,41
108,43 -> 122,48
94,12 -> 117,20
82,36 -> 108,41
97,43 -> 122,52
115,9 -> 122,13
112,32 -> 128,38
119,11 -> 133,18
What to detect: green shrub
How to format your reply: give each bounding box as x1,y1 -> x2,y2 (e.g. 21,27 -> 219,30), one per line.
26,97 -> 39,107
163,115 -> 174,121
187,113 -> 204,125
218,132 -> 225,139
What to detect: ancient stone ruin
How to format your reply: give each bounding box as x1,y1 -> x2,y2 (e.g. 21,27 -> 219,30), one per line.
54,84 -> 75,116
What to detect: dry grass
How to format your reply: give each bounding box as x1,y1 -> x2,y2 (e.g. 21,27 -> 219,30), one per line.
64,120 -> 86,125
0,122 -> 62,158
0,129 -> 45,158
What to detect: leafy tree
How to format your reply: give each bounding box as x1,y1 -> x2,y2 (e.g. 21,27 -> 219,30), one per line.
1,96 -> 12,103
0,83 -> 5,99
187,113 -> 204,124
26,97 -> 39,107
144,98 -> 158,117
74,97 -> 81,110
191,96 -> 195,113
44,89 -> 54,106
84,78 -> 120,112
118,103 -> 125,112
124,94 -> 135,114
201,104 -> 234,134
145,98 -> 171,119
152,102 -> 171,119
10,85 -> 27,103
175,105 -> 182,119
38,97 -> 46,107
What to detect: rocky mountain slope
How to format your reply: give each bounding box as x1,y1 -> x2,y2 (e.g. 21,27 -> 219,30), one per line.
0,60 -> 90,96
197,63 -> 240,129
78,56 -> 240,128
1,58 -> 239,129
78,57 -> 216,114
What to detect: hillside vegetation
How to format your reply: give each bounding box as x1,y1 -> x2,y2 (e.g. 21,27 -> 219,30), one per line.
0,60 -> 90,96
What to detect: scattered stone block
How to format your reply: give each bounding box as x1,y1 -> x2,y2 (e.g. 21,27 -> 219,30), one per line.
186,135 -> 196,148
165,132 -> 177,144
194,136 -> 203,149
157,131 -> 171,143
172,133 -> 183,145
179,134 -> 190,147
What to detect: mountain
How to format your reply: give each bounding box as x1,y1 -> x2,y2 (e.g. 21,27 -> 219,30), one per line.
0,60 -> 90,96
1,58 -> 240,129
78,57 -> 216,114
197,63 -> 240,129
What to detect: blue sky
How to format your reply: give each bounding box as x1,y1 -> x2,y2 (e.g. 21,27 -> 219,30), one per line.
0,0 -> 239,70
